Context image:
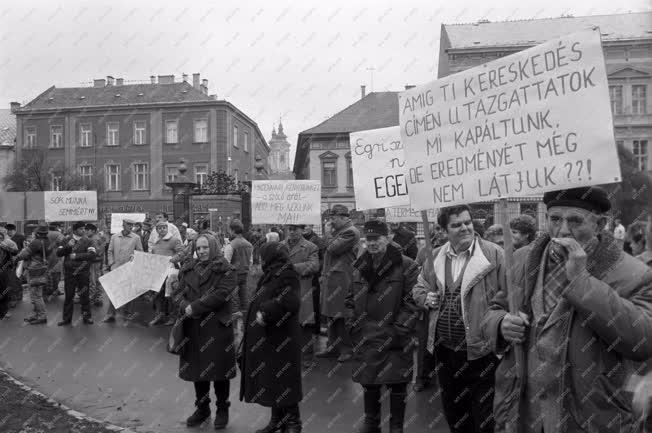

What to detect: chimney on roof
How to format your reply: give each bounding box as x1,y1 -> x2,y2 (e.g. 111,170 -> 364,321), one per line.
150,75 -> 156,84
158,75 -> 175,84
405,85 -> 415,90
361,85 -> 366,99
94,79 -> 106,88
10,102 -> 20,113
210,94 -> 217,100
182,73 -> 188,83
201,79 -> 208,95
193,73 -> 200,89
116,78 -> 124,86
106,76 -> 114,86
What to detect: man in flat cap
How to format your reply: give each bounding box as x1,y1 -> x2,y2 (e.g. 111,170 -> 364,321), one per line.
482,186 -> 652,433
316,204 -> 360,363
103,218 -> 143,323
56,221 -> 97,325
281,224 -> 320,368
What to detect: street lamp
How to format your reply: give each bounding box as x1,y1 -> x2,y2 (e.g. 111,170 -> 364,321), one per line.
165,159 -> 197,224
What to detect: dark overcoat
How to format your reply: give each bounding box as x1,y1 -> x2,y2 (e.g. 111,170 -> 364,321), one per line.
347,244 -> 420,385
239,262 -> 303,407
176,257 -> 237,382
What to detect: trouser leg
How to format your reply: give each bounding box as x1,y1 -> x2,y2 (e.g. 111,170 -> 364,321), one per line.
311,276 -> 321,335
416,313 -> 436,384
78,273 -> 92,318
213,379 -> 230,404
333,317 -> 352,355
389,383 -> 408,431
301,325 -> 315,362
29,283 -> 46,319
194,381 -> 211,407
62,273 -> 75,322
435,345 -> 475,433
237,273 -> 248,314
470,354 -> 498,433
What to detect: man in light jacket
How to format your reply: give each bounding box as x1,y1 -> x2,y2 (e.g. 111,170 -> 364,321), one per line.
412,204 -> 506,433
482,187 -> 652,433
102,219 -> 143,322
147,212 -> 181,252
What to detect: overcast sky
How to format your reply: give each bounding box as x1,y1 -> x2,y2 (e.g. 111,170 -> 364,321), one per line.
1,0 -> 650,165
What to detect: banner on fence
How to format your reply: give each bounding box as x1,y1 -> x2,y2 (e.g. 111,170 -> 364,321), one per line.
252,180 -> 321,225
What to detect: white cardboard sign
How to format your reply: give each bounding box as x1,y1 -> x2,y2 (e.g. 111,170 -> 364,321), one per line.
252,180 -> 321,225
44,191 -> 97,222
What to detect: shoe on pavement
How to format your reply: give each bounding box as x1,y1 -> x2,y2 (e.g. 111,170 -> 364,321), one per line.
186,405 -> 211,427
101,315 -> 116,323
148,315 -> 166,327
337,353 -> 353,363
24,316 -> 36,322
214,402 -> 230,429
315,348 -> 340,359
83,317 -> 94,325
27,317 -> 47,325
57,320 -> 72,326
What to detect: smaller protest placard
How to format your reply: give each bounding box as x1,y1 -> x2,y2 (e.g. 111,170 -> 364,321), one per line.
385,206 -> 438,223
44,191 -> 97,222
98,262 -> 149,309
131,251 -> 174,293
110,213 -> 147,234
252,180 -> 321,225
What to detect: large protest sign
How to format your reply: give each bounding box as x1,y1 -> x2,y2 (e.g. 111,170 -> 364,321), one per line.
98,262 -> 144,309
400,29 -> 620,210
252,180 -> 321,225
131,251 -> 174,293
44,191 -> 97,221
110,213 -> 146,234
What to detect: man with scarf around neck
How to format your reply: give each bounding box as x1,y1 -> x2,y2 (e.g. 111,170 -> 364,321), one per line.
316,204 -> 360,363
482,186 -> 652,433
281,224 -> 320,368
345,220 -> 420,433
412,204 -> 506,433
174,234 -> 237,430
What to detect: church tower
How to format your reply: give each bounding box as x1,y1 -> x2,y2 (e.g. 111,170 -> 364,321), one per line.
268,120 -> 294,179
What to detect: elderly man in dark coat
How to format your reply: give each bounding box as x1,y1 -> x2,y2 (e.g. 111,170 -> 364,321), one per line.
240,242 -> 303,433
346,220 -> 420,433
317,204 -> 361,363
281,224 -> 320,368
483,186 -> 652,433
174,234 -> 237,430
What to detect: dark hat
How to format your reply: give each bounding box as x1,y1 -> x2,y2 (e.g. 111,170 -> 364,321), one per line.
364,219 -> 388,239
5,223 -> 16,231
85,223 -> 97,231
287,224 -> 306,229
35,223 -> 49,235
543,186 -> 611,213
73,221 -> 86,231
122,218 -> 136,225
142,218 -> 153,227
330,204 -> 350,217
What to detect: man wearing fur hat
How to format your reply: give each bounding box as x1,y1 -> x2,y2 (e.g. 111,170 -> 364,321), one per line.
56,221 -> 97,325
482,186 -> 652,433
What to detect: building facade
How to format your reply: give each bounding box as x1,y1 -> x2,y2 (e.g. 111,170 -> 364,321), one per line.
267,121 -> 294,180
11,74 -> 269,225
0,109 -> 16,183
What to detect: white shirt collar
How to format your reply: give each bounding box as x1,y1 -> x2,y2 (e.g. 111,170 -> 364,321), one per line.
445,238 -> 475,258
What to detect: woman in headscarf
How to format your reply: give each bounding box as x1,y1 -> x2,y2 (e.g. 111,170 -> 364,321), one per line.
239,242 -> 303,433
174,233 -> 237,430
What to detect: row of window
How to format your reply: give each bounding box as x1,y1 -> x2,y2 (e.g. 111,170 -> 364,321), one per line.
54,163 -> 216,192
25,120 -> 251,152
609,84 -> 648,115
321,155 -> 353,188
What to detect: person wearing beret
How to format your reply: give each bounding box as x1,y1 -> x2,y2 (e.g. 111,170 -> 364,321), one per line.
345,220 -> 420,433
56,221 -> 97,325
316,204 -> 360,363
482,186 -> 652,433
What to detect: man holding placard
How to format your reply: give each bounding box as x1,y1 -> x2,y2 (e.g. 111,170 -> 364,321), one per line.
412,205 -> 505,433
483,187 -> 652,433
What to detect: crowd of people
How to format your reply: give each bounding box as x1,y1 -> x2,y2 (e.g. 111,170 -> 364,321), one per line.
1,188 -> 652,433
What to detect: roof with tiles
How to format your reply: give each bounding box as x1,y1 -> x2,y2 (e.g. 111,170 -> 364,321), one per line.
20,81 -> 214,111
443,11 -> 652,50
0,109 -> 16,146
300,92 -> 399,135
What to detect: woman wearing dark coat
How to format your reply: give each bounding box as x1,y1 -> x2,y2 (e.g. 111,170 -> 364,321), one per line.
240,242 -> 303,433
346,220 -> 420,433
174,234 -> 237,430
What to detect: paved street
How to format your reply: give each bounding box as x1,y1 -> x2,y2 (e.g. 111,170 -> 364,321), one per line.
0,293 -> 449,433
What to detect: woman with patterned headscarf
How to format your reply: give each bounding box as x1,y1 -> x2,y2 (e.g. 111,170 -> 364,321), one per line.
174,234 -> 237,430
239,241 -> 303,433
